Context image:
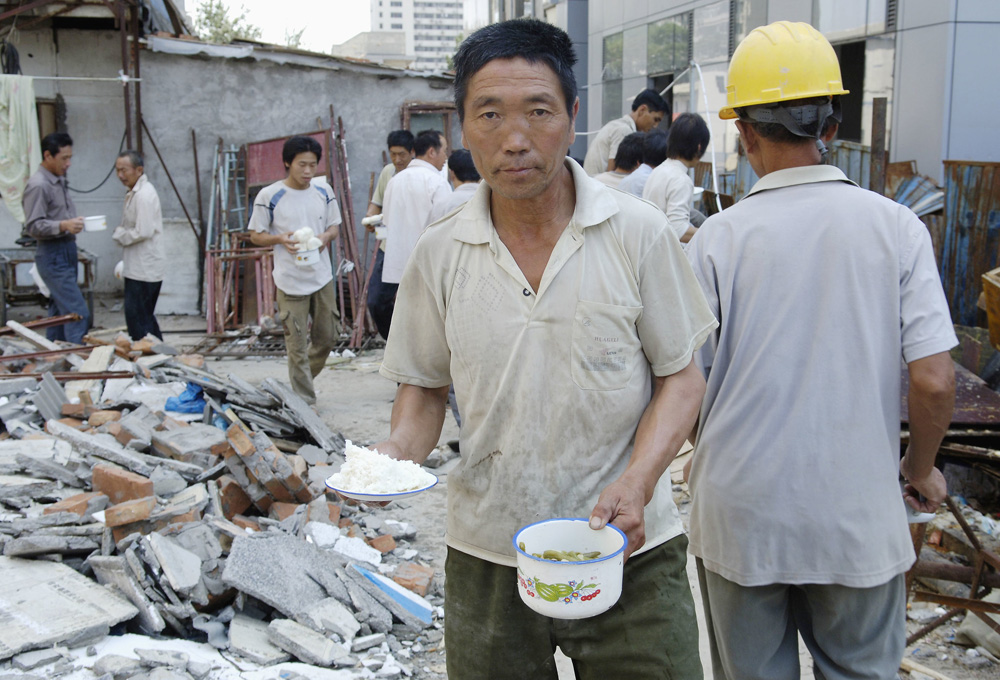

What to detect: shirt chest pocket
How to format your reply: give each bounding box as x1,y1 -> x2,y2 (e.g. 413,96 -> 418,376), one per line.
571,300 -> 643,391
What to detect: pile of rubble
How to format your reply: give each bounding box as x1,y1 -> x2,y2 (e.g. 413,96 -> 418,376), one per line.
0,323 -> 453,679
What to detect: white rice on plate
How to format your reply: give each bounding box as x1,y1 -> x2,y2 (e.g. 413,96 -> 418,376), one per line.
327,440 -> 436,494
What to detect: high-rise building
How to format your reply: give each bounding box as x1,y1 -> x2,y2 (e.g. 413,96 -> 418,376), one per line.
370,0 -> 465,71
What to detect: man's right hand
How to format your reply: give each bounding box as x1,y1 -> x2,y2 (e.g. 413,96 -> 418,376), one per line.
60,217 -> 84,234
278,232 -> 299,254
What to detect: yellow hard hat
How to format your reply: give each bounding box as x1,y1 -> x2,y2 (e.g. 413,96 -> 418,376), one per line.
719,21 -> 849,120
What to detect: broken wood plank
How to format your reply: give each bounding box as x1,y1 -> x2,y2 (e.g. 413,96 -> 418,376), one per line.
4,320 -> 84,368
64,345 -> 115,403
261,378 -> 344,452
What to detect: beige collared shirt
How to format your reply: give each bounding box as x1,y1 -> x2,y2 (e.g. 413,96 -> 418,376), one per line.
643,159 -> 694,240
583,114 -> 636,176
113,174 -> 165,282
381,159 -> 717,565
686,165 -> 958,588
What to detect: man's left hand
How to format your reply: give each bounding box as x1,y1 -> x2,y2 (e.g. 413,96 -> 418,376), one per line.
588,478 -> 647,561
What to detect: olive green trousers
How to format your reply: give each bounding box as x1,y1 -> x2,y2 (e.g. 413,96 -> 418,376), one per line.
444,535 -> 703,679
276,281 -> 338,404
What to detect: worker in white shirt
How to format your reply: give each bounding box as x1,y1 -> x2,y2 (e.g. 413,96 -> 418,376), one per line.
442,148 -> 481,214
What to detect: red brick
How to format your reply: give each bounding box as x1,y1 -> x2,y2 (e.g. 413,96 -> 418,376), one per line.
92,464 -> 154,505
157,414 -> 189,431
226,424 -> 256,457
368,534 -> 397,554
176,354 -> 205,369
328,503 -> 342,524
231,515 -> 261,532
61,403 -> 86,418
338,517 -> 354,529
269,502 -> 300,521
393,562 -> 435,597
104,496 -> 157,527
345,523 -> 361,538
43,492 -> 108,517
217,475 -> 251,519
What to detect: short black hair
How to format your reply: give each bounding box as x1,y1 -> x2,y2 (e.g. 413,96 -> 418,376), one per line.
413,130 -> 444,157
448,149 -> 480,182
117,150 -> 144,168
613,132 -> 644,172
665,113 -> 710,162
642,129 -> 668,166
41,132 -> 72,158
632,89 -> 670,114
386,129 -> 414,151
282,136 -> 322,166
453,18 -> 577,122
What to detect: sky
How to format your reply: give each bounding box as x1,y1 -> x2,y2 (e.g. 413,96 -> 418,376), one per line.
185,0 -> 372,53
184,1 -> 490,54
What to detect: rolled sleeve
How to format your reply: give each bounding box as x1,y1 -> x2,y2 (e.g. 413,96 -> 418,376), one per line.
22,183 -> 61,239
636,228 -> 718,376
899,220 -> 958,363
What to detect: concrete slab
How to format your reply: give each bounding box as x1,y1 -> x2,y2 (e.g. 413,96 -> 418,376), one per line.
228,614 -> 290,666
134,647 -> 190,669
0,556 -> 138,660
12,646 -> 68,670
348,564 -> 433,630
93,653 -> 144,677
267,619 -> 352,667
221,534 -> 351,620
152,425 -> 227,464
332,535 -> 382,566
150,466 -> 188,497
146,533 -> 202,595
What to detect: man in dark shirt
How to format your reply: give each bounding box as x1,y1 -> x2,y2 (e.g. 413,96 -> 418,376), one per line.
22,132 -> 89,343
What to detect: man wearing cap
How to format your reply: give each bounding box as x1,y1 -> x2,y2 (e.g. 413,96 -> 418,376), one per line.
686,21 -> 957,678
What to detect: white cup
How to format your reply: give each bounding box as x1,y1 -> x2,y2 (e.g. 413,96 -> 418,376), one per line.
83,215 -> 107,232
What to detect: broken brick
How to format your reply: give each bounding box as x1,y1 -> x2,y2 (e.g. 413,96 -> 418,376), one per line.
393,562 -> 434,597
104,496 -> 157,527
368,535 -> 397,554
92,464 -> 154,505
269,502 -> 300,521
43,492 -> 109,517
217,476 -> 251,519
328,504 -> 342,525
87,410 -> 121,427
231,515 -> 260,532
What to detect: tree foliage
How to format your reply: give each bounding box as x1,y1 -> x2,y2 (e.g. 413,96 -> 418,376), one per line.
195,0 -> 262,44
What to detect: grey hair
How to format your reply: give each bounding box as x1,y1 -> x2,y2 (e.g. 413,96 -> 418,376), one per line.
117,150 -> 144,168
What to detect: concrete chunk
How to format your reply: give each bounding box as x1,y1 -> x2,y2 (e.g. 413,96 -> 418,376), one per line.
88,555 -> 166,633
146,533 -> 202,595
150,466 -> 187,497
46,419 -> 153,476
0,556 -> 137,660
0,474 -> 57,500
152,425 -> 226,464
134,648 -> 189,669
221,534 -> 350,619
348,564 -> 433,631
267,619 -> 351,667
228,614 -> 290,666
12,646 -> 68,670
93,653 -> 144,677
295,597 -> 361,641
351,633 -> 386,653
3,534 -> 99,557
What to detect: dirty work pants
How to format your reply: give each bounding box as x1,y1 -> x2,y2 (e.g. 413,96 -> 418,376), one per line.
696,559 -> 905,680
124,278 -> 162,341
276,281 -> 338,404
445,535 -> 702,680
365,248 -> 397,341
34,237 -> 90,343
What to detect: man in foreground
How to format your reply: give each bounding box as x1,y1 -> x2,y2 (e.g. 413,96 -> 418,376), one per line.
376,19 -> 715,679
22,132 -> 89,343
113,150 -> 165,341
248,136 -> 341,404
687,21 -> 957,679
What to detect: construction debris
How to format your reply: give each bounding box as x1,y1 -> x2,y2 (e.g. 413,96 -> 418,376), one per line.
0,323 -> 445,679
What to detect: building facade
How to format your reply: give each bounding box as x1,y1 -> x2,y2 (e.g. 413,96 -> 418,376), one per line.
370,0 -> 465,71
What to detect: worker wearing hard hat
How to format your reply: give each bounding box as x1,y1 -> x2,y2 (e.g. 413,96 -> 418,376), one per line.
686,21 -> 957,679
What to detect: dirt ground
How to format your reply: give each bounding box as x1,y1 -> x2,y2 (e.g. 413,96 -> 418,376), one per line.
14,300 -> 998,679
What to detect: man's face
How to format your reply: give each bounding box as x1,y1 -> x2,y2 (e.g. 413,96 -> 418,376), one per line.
44,145 -> 73,176
389,145 -> 413,173
460,57 -> 577,202
634,105 -> 665,132
115,157 -> 143,189
423,136 -> 449,171
286,151 -> 319,188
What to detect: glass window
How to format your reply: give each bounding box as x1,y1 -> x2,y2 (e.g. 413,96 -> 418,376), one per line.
730,0 -> 767,53
602,80 -> 623,125
622,26 -> 647,79
648,14 -> 689,75
602,32 -> 623,81
815,0 -> 868,37
693,1 -> 729,65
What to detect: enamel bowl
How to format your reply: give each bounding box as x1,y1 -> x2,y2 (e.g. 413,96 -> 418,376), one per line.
83,215 -> 107,231
513,518 -> 627,619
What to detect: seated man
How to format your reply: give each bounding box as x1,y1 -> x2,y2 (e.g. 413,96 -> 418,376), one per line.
593,132 -> 644,189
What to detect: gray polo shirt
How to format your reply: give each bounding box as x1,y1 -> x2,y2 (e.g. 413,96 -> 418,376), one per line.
686,165 -> 958,588
23,166 -> 76,240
